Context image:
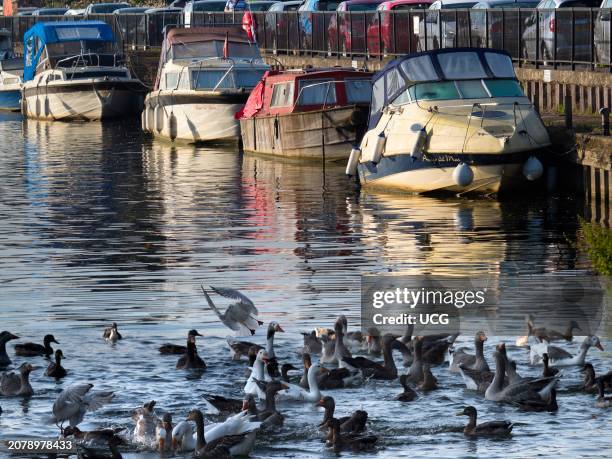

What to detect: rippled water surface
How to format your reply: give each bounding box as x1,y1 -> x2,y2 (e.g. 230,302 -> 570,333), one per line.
0,113 -> 609,458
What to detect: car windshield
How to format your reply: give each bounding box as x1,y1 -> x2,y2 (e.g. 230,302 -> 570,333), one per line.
171,41 -> 261,60
437,2 -> 478,7
194,1 -> 228,11
250,2 -> 275,10
90,4 -> 129,13
347,3 -> 383,10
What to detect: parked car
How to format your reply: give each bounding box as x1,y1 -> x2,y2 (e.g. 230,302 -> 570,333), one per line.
419,0 -> 479,50
328,0 -> 384,53
250,1 -> 278,11
64,9 -> 87,16
269,0 -> 303,11
168,0 -> 188,7
522,0 -> 601,64
84,3 -> 131,14
184,1 -> 230,27
265,1 -> 304,49
146,7 -> 185,46
113,7 -> 151,14
366,0 -> 433,55
16,7 -> 37,16
595,0 -> 612,64
32,8 -> 69,16
298,0 -> 343,49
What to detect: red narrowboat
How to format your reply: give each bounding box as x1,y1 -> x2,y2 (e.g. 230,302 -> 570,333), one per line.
237,67 -> 373,161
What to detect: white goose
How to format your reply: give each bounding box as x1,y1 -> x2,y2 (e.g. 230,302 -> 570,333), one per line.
244,350 -> 269,400
276,363 -> 322,403
530,335 -> 604,366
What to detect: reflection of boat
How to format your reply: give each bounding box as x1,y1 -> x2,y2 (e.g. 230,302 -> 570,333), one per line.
0,29 -> 22,111
142,26 -> 268,143
238,68 -> 372,161
21,21 -> 147,121
350,48 -> 550,194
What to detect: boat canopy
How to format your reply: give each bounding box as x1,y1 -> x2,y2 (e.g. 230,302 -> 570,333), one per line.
0,29 -> 14,60
369,48 -> 516,129
23,21 -> 115,81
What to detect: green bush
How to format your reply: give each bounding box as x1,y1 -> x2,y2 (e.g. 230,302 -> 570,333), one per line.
579,218 -> 612,276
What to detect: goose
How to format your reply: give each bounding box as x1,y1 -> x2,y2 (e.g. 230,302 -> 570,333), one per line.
459,364 -> 494,392
186,409 -> 259,457
301,331 -> 322,355
201,286 -> 262,336
156,413 -> 173,451
281,363 -> 298,383
63,426 -> 125,445
0,332 -> 19,367
513,388 -> 558,412
159,329 -> 203,355
14,334 -> 59,357
0,363 -> 35,396
337,315 -> 364,352
317,366 -> 364,389
244,380 -> 286,429
531,336 -> 604,366
324,417 -> 378,453
226,338 -> 262,361
76,434 -> 124,459
525,317 -> 581,343
131,400 -> 159,445
340,334 -> 398,380
201,394 -> 243,418
363,327 -> 382,356
319,334 -> 336,365
52,383 -> 114,430
317,396 -> 367,434
417,365 -> 438,391
400,324 -> 458,360
176,331 -> 206,370
456,406 -> 513,437
542,353 -> 559,378
244,350 -> 269,399
102,323 -> 122,343
277,362 -> 322,402
333,319 -> 352,364
45,349 -> 67,378
595,379 -> 612,408
485,344 -> 559,403
396,374 -> 417,401
581,364 -> 612,392
404,336 -> 425,384
449,331 -> 489,373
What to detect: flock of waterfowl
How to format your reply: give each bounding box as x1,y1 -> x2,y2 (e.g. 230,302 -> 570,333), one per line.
0,288 -> 610,458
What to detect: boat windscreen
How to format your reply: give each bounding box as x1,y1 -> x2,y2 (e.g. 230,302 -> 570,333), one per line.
346,79 -> 371,103
484,52 -> 514,78
46,40 -> 116,57
297,79 -> 337,105
191,68 -> 265,90
399,55 -> 438,82
55,26 -> 106,41
171,41 -> 261,60
437,52 -> 487,79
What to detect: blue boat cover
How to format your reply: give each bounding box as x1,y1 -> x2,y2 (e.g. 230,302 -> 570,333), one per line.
23,21 -> 115,82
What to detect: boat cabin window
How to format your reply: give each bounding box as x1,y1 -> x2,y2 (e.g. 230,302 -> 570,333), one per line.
399,55 -> 438,82
297,79 -> 337,106
484,52 -> 514,78
455,79 -> 489,99
371,77 -> 385,114
345,79 -> 372,103
484,79 -> 524,98
393,78 -> 525,104
191,69 -> 265,90
170,41 -> 260,60
271,82 -> 294,107
437,52 -> 487,79
55,27 -> 105,41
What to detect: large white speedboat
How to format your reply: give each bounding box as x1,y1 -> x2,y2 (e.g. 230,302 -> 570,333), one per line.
348,48 -> 551,195
0,28 -> 22,111
21,21 -> 147,121
142,26 -> 269,143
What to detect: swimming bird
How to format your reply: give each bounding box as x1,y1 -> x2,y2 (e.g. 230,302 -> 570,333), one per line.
102,323 -> 122,343
244,350 -> 269,399
317,366 -> 364,389
14,334 -> 59,357
159,329 -> 202,355
417,365 -> 438,392
281,363 -> 298,383
405,336 -> 425,384
513,388 -> 558,412
301,331 -> 322,355
332,319 -> 353,364
541,353 -> 559,378
176,331 -> 206,370
132,400 -> 159,445
63,426 -> 125,444
317,396 -> 367,434
0,362 -> 35,396
0,332 -> 19,367
52,383 -> 114,430
237,322 -> 284,378
581,363 -> 612,392
531,335 -> 604,366
324,417 -> 378,453
226,339 -> 262,361
156,413 -> 173,451
337,315 -> 364,353
528,318 -> 581,343
363,327 -> 382,356
45,349 -> 67,378
319,334 -> 337,365
201,286 -> 262,336
277,362 -> 323,402
449,331 -> 489,373
200,394 -> 244,419
76,434 -> 124,459
245,380 -> 286,429
400,324 -> 458,363
340,334 -> 399,380
595,379 -> 612,408
456,406 -> 513,437
396,374 -> 417,402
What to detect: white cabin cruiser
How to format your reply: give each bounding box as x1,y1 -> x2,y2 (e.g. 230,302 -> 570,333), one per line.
0,29 -> 22,111
142,26 -> 269,143
349,48 -> 551,195
21,21 -> 147,121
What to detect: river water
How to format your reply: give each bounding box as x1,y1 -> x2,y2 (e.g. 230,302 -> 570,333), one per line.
0,114 -> 609,458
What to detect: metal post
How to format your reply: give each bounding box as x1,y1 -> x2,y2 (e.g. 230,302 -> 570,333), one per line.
600,107 -> 610,136
377,11 -> 382,58
565,93 -> 573,130
485,9 -> 489,48
570,8 -> 575,70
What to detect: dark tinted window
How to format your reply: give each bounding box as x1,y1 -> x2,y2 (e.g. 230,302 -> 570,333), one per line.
347,3 -> 383,10
558,0 -> 599,6
393,3 -> 432,9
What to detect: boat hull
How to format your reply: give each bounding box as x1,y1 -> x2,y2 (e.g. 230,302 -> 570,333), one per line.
22,80 -> 145,121
144,91 -> 248,143
0,89 -> 20,111
358,152 -> 542,195
240,105 -> 368,161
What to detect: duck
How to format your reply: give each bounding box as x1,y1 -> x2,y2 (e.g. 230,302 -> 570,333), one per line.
131,400 -> 159,445
226,338 -> 262,361
541,353 -> 559,378
301,330 -> 322,355
513,388 -> 558,412
186,409 -> 259,457
485,344 -> 559,404
63,426 -> 124,444
244,350 -> 269,399
244,380 -> 286,429
156,413 -> 173,451
176,331 -> 206,370
14,334 -> 59,357
159,329 -> 203,355
581,363 -> 612,392
76,434 -> 124,459
595,379 -> 612,408
201,394 -> 243,418
317,366 -> 364,389
317,396 -> 367,434
45,349 -> 67,378
417,365 -> 438,392
201,286 -> 262,336
52,383 -> 114,430
456,406 -> 513,437
0,362 -> 35,396
281,363 -> 298,383
277,362 -> 322,402
102,323 -> 122,343
449,331 -> 489,374
0,332 -> 19,367
340,334 -> 398,380
396,374 -> 417,402
324,417 -> 378,453
531,335 -> 604,366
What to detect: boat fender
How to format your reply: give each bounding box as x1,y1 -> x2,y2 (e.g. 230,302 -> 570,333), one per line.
147,105 -> 155,133
44,97 -> 50,117
169,112 -> 178,141
410,128 -> 427,159
346,147 -> 361,177
453,163 -> 474,187
154,105 -> 164,133
372,132 -> 386,164
522,156 -> 543,181
35,97 -> 41,118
